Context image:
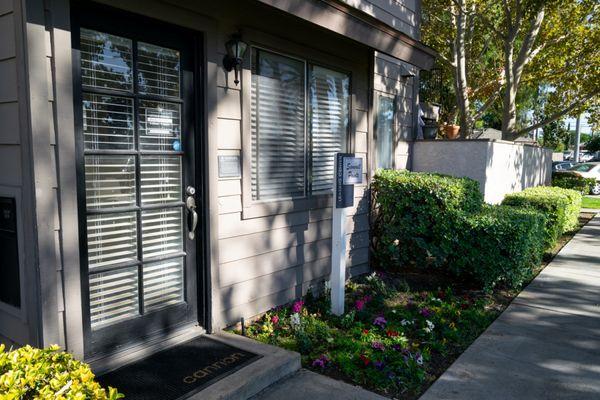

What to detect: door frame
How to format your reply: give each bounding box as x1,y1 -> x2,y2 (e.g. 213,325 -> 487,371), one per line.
70,1 -> 210,359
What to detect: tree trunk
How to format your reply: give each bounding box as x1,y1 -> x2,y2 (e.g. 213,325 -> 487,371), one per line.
501,83 -> 518,140
502,6 -> 546,141
453,0 -> 472,137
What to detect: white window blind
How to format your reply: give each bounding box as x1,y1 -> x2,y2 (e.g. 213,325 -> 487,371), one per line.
80,29 -> 186,330
251,49 -> 350,201
309,66 -> 349,193
251,50 -> 306,200
376,95 -> 395,169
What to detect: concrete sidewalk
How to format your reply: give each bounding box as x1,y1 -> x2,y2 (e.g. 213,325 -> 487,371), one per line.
251,369 -> 387,400
421,215 -> 600,400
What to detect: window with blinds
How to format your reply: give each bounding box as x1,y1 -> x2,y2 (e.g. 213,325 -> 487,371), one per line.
80,28 -> 186,330
251,49 -> 350,201
376,95 -> 395,169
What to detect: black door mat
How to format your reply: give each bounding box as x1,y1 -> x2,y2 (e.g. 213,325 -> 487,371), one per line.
98,336 -> 261,400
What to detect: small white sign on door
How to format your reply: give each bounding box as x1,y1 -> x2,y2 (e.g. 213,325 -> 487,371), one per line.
146,109 -> 174,136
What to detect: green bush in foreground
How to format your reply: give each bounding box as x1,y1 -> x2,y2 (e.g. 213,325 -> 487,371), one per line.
372,170 -> 483,268
450,206 -> 547,290
0,344 -> 123,400
502,186 -> 581,248
552,173 -> 596,194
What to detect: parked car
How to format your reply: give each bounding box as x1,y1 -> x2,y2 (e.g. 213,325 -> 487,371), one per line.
552,161 -> 576,171
580,152 -> 595,162
568,162 -> 600,195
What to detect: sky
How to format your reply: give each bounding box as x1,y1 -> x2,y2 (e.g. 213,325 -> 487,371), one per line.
564,113 -> 593,134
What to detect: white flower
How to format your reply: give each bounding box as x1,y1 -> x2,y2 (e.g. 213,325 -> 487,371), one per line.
424,320 -> 435,333
416,353 -> 424,365
400,319 -> 413,326
290,313 -> 301,329
324,280 -> 331,291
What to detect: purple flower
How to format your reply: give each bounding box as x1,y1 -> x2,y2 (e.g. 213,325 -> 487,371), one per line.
373,316 -> 387,328
292,300 -> 304,313
372,341 -> 385,351
392,344 -> 403,352
312,354 -> 329,369
387,371 -> 396,380
420,307 -> 434,318
374,360 -> 385,370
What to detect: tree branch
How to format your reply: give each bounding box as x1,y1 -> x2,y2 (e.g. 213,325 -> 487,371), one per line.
515,90 -> 600,137
524,33 -> 568,66
473,88 -> 503,121
513,6 -> 545,83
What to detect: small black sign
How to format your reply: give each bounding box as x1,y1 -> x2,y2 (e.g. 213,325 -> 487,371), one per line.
0,197 -> 20,308
218,155 -> 241,178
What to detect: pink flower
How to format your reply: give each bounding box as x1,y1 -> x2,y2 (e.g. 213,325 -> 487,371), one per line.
355,299 -> 365,311
292,300 -> 304,313
372,341 -> 385,351
271,315 -> 279,324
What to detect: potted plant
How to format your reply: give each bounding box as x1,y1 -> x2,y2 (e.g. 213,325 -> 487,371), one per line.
441,109 -> 460,139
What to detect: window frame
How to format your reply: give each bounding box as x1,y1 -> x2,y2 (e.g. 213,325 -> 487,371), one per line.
241,43 -> 354,219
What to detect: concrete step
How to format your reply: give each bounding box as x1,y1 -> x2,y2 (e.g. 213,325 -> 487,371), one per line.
189,332 -> 301,400
250,369 -> 388,400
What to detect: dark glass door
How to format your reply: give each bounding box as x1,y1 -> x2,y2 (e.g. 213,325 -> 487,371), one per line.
72,6 -> 201,356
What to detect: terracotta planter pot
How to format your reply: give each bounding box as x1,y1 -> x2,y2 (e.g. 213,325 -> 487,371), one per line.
443,124 -> 460,139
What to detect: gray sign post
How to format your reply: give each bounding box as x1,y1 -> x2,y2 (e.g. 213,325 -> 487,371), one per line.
331,153 -> 363,315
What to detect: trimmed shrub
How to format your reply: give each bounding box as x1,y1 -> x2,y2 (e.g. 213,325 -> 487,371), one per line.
502,186 -> 581,248
552,172 -> 596,194
0,344 -> 123,399
372,170 -> 483,268
450,206 -> 547,290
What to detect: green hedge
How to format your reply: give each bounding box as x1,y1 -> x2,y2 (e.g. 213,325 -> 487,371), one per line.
372,170 -> 483,268
552,173 -> 596,194
372,171 -> 584,290
502,186 -> 581,248
449,206 -> 546,290
0,344 -> 122,399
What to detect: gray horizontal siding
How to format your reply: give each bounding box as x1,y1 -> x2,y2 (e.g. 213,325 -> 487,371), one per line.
340,0 -> 419,39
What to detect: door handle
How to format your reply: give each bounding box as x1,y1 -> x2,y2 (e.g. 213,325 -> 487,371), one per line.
186,186 -> 198,240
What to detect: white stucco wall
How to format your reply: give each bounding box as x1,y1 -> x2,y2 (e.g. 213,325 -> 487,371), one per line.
412,140 -> 552,204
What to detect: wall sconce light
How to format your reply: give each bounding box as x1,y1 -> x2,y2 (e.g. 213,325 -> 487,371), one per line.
400,65 -> 415,78
223,34 -> 248,86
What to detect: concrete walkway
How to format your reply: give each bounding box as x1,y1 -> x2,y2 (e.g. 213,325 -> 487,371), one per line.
251,369 -> 387,400
421,215 -> 600,400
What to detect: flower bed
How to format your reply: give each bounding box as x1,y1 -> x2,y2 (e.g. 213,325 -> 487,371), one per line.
240,274 -> 501,399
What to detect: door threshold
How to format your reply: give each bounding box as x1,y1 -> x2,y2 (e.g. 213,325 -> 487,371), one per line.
89,323 -> 205,375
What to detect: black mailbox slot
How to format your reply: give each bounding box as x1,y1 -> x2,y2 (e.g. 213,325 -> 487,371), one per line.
0,197 -> 20,308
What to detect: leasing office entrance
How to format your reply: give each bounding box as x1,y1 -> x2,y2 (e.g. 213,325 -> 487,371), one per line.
71,4 -> 206,357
